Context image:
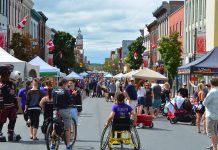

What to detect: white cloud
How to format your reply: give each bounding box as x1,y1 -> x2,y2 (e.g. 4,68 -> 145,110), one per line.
33,0 -> 164,63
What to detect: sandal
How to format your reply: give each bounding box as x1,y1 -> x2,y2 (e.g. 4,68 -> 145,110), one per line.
30,136 -> 33,139
32,137 -> 39,140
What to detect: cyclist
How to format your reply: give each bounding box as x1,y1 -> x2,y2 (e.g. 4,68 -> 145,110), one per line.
51,79 -> 74,150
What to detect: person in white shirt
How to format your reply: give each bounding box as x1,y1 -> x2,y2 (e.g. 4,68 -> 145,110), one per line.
137,80 -> 146,114
203,78 -> 218,150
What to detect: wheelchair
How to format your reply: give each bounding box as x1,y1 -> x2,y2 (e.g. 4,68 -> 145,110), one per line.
100,118 -> 141,150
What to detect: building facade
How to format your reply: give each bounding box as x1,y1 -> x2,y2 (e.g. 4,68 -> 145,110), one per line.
153,1 -> 184,62
184,0 -> 206,64
8,0 -> 34,42
146,20 -> 158,68
38,11 -> 47,59
122,40 -> 133,60
168,6 -> 184,53
0,0 -> 8,49
75,28 -> 84,64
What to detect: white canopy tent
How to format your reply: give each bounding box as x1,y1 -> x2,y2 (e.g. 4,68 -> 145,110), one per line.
0,47 -> 39,78
29,56 -> 60,76
79,71 -> 88,77
65,71 -> 83,79
104,73 -> 113,78
123,70 -> 139,78
113,73 -> 123,79
133,68 -> 168,81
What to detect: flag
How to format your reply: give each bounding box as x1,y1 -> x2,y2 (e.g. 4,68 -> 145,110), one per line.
46,39 -> 55,51
17,16 -> 28,29
134,52 -> 138,60
151,44 -> 157,49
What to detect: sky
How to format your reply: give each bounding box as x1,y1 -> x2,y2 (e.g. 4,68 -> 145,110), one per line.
33,0 -> 165,64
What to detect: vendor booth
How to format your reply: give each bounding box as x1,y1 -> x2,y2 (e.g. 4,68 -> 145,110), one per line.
29,56 -> 60,76
179,47 -> 218,75
65,71 -> 83,79
113,73 -> 123,79
133,68 -> 168,81
123,70 -> 139,78
0,47 -> 39,78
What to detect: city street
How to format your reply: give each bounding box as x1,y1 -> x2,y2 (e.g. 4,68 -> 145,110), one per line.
1,97 -> 211,150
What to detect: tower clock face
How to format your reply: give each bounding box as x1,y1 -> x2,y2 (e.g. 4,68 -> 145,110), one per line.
77,39 -> 82,45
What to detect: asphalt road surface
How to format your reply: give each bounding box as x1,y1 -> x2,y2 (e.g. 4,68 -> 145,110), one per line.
1,97 -> 211,150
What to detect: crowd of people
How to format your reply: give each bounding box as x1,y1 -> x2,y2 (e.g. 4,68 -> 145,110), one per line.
0,65 -> 83,150
0,64 -> 218,150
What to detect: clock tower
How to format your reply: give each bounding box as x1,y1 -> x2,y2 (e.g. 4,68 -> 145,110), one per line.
76,28 -> 83,49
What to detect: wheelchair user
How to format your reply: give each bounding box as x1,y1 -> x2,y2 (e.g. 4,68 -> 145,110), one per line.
105,93 -> 137,127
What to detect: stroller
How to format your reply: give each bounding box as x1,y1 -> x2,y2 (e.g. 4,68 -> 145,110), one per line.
166,96 -> 196,125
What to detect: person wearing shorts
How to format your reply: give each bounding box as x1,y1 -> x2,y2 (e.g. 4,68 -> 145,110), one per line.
203,78 -> 218,150
52,79 -> 73,150
124,78 -> 137,109
152,82 -> 162,117
136,80 -> 146,114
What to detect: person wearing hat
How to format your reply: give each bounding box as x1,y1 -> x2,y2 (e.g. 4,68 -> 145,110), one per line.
124,77 -> 137,109
178,83 -> 189,98
0,65 -> 21,142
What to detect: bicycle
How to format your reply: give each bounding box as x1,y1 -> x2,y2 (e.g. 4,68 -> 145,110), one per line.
45,108 -> 77,150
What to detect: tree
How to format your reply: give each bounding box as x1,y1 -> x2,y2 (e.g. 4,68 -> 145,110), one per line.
102,58 -> 119,75
126,36 -> 145,70
52,31 -> 76,73
10,33 -> 28,61
10,33 -> 40,61
158,32 -> 182,81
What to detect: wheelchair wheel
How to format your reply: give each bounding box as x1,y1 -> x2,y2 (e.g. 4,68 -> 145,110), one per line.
100,123 -> 112,150
130,125 -> 141,150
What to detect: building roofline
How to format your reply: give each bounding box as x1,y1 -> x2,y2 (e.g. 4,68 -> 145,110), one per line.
146,20 -> 158,30
168,5 -> 184,17
152,1 -> 169,18
38,11 -> 48,22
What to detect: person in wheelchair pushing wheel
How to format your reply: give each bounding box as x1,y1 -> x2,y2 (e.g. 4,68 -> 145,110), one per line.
105,93 -> 137,135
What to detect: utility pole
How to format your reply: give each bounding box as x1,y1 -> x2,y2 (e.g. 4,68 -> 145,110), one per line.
194,28 -> 197,61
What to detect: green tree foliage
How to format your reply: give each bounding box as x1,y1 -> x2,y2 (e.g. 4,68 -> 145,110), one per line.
158,32 -> 182,80
10,33 -> 29,61
52,31 -> 76,73
102,58 -> 119,75
126,36 -> 145,70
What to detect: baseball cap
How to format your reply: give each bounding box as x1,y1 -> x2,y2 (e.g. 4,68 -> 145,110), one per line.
130,77 -> 135,81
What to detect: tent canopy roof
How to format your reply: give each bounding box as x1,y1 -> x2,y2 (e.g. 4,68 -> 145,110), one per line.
29,56 -> 60,73
65,71 -> 83,79
123,70 -> 139,78
113,73 -> 123,79
179,47 -> 218,69
0,48 -> 24,63
133,68 -> 168,81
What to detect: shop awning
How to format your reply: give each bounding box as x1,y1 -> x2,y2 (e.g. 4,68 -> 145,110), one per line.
178,47 -> 218,75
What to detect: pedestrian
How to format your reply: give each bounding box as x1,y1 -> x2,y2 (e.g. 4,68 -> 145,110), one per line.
178,83 -> 189,98
194,83 -> 206,134
124,77 -> 137,109
18,80 -> 31,125
144,82 -> 153,115
25,78 -> 43,140
161,82 -> 171,103
0,65 -> 21,142
203,78 -> 218,150
152,81 -> 162,117
136,80 -> 146,114
84,80 -> 90,97
115,79 -> 121,97
52,79 -> 73,150
109,80 -> 116,101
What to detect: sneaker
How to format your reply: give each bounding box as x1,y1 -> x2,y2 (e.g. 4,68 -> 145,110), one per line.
50,144 -> 55,150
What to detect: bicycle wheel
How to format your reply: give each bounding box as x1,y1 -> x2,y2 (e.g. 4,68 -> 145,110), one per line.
130,125 -> 141,150
65,118 -> 77,147
46,123 -> 60,150
100,123 -> 112,150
